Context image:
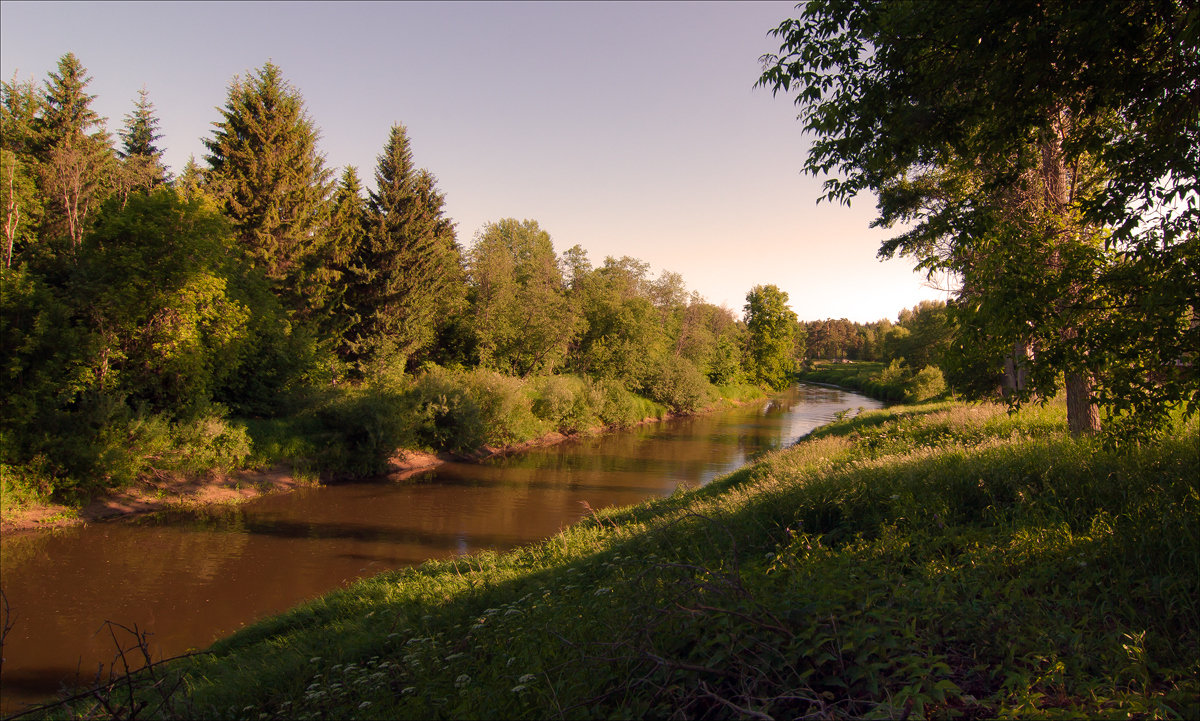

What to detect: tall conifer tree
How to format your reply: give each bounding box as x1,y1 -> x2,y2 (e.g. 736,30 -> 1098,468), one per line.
35,53 -> 113,258
350,124 -> 463,374
173,155 -> 208,203
117,88 -> 164,161
115,87 -> 167,205
309,165 -> 368,362
37,53 -> 103,149
1,74 -> 42,156
1,76 -> 44,267
203,62 -> 332,302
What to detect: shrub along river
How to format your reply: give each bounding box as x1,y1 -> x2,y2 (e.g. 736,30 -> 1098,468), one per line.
0,383 -> 881,713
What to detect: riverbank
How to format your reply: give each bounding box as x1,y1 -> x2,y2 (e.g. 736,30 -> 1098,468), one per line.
0,391 -> 763,535
799,359 -> 948,403
37,397 -> 1198,719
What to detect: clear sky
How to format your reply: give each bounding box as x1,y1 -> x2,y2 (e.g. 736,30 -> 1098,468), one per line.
1,0 -> 946,323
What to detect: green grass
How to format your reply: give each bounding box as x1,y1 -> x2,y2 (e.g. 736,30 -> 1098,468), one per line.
713,381 -> 768,405
800,361 -> 894,398
799,360 -> 948,403
59,397 -> 1197,720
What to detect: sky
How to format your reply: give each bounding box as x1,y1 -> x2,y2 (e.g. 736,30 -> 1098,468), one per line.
1,0 -> 947,323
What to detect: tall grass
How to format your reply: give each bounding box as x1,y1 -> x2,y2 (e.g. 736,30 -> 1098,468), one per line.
77,398 -> 1197,720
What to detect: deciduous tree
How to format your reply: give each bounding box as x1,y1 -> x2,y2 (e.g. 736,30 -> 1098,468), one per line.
744,284 -> 798,390
758,0 -> 1198,437
467,218 -> 579,376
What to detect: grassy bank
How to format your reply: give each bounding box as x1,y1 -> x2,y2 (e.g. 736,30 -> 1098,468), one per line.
51,398 -> 1198,719
799,360 -> 947,404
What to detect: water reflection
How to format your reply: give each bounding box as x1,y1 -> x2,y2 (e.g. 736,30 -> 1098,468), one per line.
0,383 -> 879,712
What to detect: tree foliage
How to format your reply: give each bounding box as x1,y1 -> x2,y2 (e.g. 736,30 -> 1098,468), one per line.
114,87 -> 168,204
571,255 -> 668,389
34,53 -> 113,259
348,124 -> 463,376
759,0 -> 1199,438
744,284 -> 798,390
467,218 -> 579,376
1,51 -> 808,502
203,62 -> 332,299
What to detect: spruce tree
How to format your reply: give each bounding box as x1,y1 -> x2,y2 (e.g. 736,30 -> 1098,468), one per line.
1,77 -> 44,267
37,53 -> 102,149
173,155 -> 208,203
35,53 -> 113,259
309,165 -> 368,363
203,62 -> 332,299
350,124 -> 463,375
1,73 -> 42,156
115,87 -> 167,206
117,88 -> 163,160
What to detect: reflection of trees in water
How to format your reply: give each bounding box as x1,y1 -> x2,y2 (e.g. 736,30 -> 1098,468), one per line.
0,528 -> 55,575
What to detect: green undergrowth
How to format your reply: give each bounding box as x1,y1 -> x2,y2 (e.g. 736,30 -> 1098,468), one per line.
801,360 -> 948,403
3,369 -> 763,516
47,399 -> 1199,720
239,369 -> 762,478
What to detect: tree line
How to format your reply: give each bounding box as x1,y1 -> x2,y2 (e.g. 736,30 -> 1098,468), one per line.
1,55 -> 808,500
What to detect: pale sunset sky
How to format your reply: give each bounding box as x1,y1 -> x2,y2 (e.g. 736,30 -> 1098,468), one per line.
1,0 -> 947,323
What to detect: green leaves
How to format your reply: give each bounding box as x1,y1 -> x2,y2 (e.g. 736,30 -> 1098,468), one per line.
203,61 -> 332,297
744,284 -> 798,390
759,1 -> 1199,439
467,218 -> 579,377
346,124 -> 464,377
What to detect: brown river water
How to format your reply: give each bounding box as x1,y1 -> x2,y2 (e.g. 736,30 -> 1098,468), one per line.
0,383 -> 880,713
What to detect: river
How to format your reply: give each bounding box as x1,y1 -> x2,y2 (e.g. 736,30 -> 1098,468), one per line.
0,383 -> 880,713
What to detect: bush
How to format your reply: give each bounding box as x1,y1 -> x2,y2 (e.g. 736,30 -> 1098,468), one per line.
407,368 -> 485,454
0,456 -> 55,512
315,386 -> 413,474
530,375 -> 577,424
458,368 -> 545,446
593,378 -> 645,427
905,365 -> 947,402
648,356 -> 715,414
531,375 -> 600,433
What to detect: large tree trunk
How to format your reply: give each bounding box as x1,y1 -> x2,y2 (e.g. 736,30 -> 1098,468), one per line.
1065,371 -> 1101,436
1001,339 -> 1032,399
1043,109 -> 1102,436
